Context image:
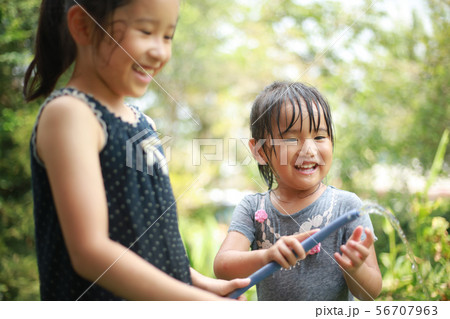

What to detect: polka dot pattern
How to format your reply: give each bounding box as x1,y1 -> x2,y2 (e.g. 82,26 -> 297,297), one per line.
31,88 -> 192,300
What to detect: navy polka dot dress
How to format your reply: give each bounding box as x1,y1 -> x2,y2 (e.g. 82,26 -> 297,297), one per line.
30,88 -> 192,300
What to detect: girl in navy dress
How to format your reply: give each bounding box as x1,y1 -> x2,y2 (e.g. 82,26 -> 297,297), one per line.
24,0 -> 248,300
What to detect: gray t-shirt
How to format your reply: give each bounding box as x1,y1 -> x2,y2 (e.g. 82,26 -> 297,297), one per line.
228,186 -> 375,301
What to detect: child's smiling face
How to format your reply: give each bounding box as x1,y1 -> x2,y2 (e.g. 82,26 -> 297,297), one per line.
268,101 -> 333,193
95,0 -> 179,98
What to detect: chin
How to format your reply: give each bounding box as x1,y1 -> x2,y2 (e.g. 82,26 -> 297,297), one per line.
129,87 -> 149,98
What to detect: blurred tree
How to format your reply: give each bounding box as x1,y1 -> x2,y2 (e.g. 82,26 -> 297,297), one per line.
0,0 -> 448,300
246,0 -> 449,191
0,0 -> 40,300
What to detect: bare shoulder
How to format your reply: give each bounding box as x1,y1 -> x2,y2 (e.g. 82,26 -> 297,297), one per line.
36,95 -> 105,162
39,95 -> 99,127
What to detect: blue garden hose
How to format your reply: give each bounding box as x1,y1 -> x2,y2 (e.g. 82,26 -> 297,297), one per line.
228,210 -> 361,299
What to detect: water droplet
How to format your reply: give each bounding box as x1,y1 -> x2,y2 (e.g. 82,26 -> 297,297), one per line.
360,201 -> 428,298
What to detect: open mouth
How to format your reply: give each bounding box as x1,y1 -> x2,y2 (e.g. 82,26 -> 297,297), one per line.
294,162 -> 318,172
132,64 -> 154,77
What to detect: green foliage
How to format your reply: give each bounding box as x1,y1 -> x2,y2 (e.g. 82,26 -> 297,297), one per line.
0,0 -> 41,301
179,205 -> 258,301
0,0 -> 448,301
377,130 -> 450,300
179,208 -> 222,277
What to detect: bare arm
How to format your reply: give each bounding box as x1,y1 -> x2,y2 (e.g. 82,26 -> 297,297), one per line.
214,230 -> 318,280
334,227 -> 382,300
214,231 -> 267,280
37,97 -> 224,300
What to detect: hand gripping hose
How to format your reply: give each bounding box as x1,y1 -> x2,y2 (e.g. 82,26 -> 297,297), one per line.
228,210 -> 361,299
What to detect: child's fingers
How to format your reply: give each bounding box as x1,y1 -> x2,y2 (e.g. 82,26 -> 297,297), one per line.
294,229 -> 320,242
223,278 -> 251,298
270,231 -> 318,269
340,242 -> 368,267
230,278 -> 251,298
282,237 -> 305,265
268,240 -> 292,269
289,238 -> 306,261
334,252 -> 352,269
348,240 -> 370,260
231,278 -> 251,289
340,245 -> 358,266
280,241 -> 298,266
361,227 -> 375,248
275,237 -> 307,268
348,226 -> 363,241
273,246 -> 292,269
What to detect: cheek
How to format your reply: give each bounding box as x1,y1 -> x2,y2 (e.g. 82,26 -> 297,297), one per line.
319,143 -> 333,162
96,40 -> 127,69
163,45 -> 173,63
272,145 -> 292,159
153,45 -> 172,75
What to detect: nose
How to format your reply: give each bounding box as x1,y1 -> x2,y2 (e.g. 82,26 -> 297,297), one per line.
303,139 -> 318,157
147,38 -> 171,63
295,139 -> 324,166
297,139 -> 317,158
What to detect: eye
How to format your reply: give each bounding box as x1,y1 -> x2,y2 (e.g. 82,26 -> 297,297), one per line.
314,135 -> 327,141
164,35 -> 174,40
141,30 -> 151,35
283,138 -> 298,144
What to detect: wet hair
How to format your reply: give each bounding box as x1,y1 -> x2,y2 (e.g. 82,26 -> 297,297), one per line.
249,81 -> 334,189
23,0 -> 132,102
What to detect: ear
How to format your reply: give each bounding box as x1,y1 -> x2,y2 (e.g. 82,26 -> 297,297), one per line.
249,138 -> 268,165
67,5 -> 94,46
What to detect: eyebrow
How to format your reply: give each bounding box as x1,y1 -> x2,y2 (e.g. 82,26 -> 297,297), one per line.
134,18 -> 177,29
282,126 -> 328,134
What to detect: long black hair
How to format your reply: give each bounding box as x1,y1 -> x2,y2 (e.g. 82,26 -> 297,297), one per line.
23,0 -> 132,102
250,81 -> 335,190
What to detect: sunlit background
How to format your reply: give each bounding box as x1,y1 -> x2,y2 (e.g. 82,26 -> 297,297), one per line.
1,0 -> 448,300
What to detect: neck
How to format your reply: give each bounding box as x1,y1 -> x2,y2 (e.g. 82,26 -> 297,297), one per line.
273,182 -> 324,202
270,183 -> 325,215
68,61 -> 125,110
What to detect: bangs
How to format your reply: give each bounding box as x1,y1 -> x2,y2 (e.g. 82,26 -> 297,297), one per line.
249,81 -> 334,189
267,84 -> 334,144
